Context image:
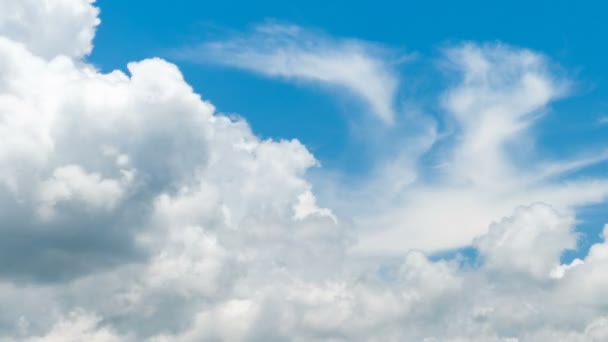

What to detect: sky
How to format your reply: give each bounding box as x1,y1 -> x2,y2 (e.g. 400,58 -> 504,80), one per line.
90,0 -> 608,157
90,0 -> 608,257
2,0 -> 608,341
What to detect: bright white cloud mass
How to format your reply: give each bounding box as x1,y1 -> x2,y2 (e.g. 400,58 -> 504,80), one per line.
2,1 -> 608,341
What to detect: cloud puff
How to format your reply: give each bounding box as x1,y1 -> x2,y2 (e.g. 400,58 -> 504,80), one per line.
2,1 -> 608,341
177,23 -> 400,124
0,0 -> 99,59
474,204 -> 576,280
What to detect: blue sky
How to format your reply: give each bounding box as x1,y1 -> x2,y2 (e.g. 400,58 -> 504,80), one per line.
90,0 -> 608,261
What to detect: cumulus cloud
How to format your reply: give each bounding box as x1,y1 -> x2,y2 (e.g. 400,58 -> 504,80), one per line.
2,1 -> 608,341
177,23 -> 400,124
474,204 -> 576,280
0,0 -> 99,59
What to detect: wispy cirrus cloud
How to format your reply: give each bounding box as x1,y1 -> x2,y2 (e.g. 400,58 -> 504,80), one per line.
176,23 -> 402,124
335,43 -> 608,256
597,115 -> 608,125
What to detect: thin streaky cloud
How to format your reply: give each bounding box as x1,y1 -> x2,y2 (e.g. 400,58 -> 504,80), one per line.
176,23 -> 401,124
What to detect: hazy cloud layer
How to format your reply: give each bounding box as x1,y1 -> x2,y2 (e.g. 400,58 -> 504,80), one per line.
1,1 -> 608,341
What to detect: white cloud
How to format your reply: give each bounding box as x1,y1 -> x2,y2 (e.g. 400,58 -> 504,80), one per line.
178,23 -> 400,124
0,0 -> 99,59
350,43 -> 608,255
19,311 -> 128,342
36,164 -> 130,219
2,1 -> 608,341
474,203 -> 576,280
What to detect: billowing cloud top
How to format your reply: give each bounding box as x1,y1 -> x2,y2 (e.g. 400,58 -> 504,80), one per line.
0,0 -> 99,59
2,1 -> 608,341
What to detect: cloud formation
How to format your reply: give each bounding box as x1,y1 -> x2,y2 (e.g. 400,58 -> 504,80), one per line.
1,1 -> 608,341
178,23 -> 400,124
0,0 -> 99,59
350,43 -> 608,255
